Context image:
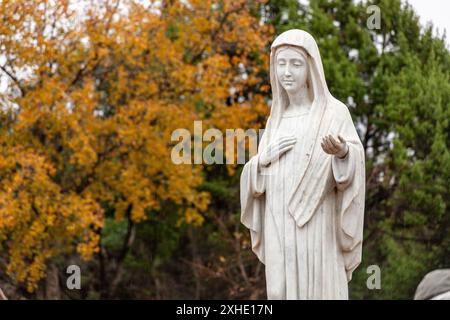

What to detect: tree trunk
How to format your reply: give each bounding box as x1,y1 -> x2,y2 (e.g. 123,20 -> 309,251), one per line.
188,226 -> 202,299
45,263 -> 61,300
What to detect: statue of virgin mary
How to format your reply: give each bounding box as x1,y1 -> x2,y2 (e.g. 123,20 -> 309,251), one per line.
240,29 -> 365,300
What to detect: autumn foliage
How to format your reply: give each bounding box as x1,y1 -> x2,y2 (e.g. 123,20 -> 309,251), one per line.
3,0 -> 447,300
0,0 -> 271,292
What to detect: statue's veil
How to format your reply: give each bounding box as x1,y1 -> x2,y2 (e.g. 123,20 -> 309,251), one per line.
261,29 -> 332,149
242,30 -> 365,283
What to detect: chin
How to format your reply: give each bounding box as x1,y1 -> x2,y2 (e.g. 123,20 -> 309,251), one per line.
283,85 -> 299,93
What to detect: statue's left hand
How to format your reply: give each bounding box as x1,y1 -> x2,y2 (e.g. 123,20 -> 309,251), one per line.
321,134 -> 349,159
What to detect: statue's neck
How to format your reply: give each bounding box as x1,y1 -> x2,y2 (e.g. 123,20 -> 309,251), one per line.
285,88 -> 312,115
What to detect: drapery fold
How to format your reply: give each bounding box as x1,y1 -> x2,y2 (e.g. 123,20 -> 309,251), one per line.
240,30 -> 365,290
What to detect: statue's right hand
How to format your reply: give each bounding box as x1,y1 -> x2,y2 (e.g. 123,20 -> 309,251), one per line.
259,135 -> 297,167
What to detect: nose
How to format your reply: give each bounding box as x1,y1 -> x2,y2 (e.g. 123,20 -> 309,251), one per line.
284,65 -> 292,77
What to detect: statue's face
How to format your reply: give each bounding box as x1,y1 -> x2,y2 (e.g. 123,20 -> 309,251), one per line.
275,47 -> 308,94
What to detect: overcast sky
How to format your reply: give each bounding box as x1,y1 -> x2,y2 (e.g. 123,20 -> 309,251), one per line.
405,0 -> 449,47
2,0 -> 450,94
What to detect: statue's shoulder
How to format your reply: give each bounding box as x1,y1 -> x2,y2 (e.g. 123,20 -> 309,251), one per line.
327,98 -> 353,124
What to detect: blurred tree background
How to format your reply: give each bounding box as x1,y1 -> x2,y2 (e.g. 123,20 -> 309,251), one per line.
0,0 -> 449,299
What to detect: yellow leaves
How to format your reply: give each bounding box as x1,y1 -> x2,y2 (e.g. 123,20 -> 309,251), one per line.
113,165 -> 157,222
67,78 -> 99,114
176,190 -> 210,227
77,233 -> 101,261
170,64 -> 198,94
177,208 -> 205,227
130,204 -> 147,223
67,130 -> 98,167
0,0 -> 272,293
193,16 -> 213,34
197,55 -> 233,104
66,223 -> 77,235
26,254 -> 47,292
0,147 -> 104,291
194,191 -> 211,212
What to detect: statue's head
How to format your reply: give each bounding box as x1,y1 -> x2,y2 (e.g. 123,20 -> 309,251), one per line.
275,45 -> 310,95
270,29 -> 329,105
264,29 -> 331,136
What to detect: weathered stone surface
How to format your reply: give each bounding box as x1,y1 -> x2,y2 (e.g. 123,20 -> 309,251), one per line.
240,29 -> 365,300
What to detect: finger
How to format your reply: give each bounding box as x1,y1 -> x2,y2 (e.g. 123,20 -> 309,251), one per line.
321,142 -> 332,154
329,135 -> 341,149
280,143 -> 295,152
279,139 -> 297,149
277,136 -> 297,144
327,135 -> 340,153
269,137 -> 293,149
277,134 -> 295,140
272,139 -> 295,149
278,144 -> 295,155
276,141 -> 296,152
273,144 -> 294,158
270,145 -> 293,162
338,134 -> 346,144
278,138 -> 297,144
324,137 -> 338,153
321,139 -> 330,152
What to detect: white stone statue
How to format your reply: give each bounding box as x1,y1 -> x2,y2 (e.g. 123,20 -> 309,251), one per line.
240,29 -> 365,300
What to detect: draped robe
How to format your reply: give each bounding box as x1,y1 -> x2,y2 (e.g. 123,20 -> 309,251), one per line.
240,29 -> 365,300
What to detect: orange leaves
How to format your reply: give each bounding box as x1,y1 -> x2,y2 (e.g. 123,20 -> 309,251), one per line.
77,232 -> 101,261
0,147 -> 103,291
178,207 -> 205,227
0,0 -> 272,292
196,54 -> 233,104
66,129 -> 98,167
